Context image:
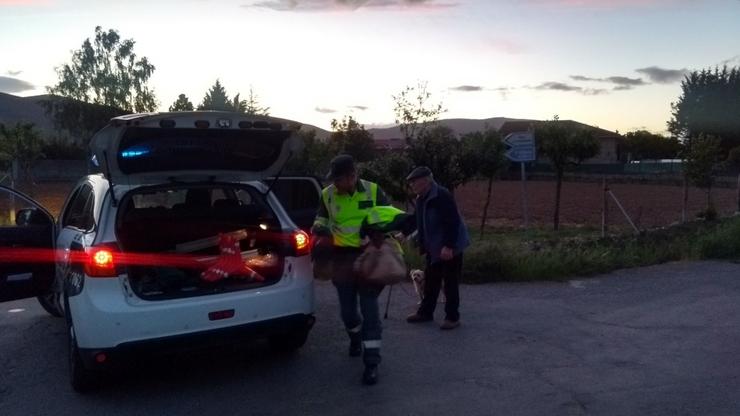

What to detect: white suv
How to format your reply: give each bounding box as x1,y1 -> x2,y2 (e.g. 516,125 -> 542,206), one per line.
0,112 -> 322,393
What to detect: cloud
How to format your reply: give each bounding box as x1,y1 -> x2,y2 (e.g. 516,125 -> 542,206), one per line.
570,75 -> 599,82
6,70 -> 22,76
0,76 -> 34,93
315,106 -> 337,113
349,105 -> 368,110
570,75 -> 648,90
583,88 -> 608,95
605,76 -> 646,86
635,66 -> 688,83
570,74 -> 647,89
535,82 -> 582,92
244,0 -> 458,12
532,82 -> 609,95
450,85 -> 484,92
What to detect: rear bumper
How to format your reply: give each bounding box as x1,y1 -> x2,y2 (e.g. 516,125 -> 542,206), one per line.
68,257 -> 315,349
78,313 -> 315,369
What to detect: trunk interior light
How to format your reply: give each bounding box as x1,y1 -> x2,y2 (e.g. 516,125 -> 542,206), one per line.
259,223 -> 269,230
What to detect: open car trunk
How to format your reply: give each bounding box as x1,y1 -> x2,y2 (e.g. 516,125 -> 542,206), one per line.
116,183 -> 286,301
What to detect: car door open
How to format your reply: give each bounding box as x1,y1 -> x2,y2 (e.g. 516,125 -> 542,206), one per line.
0,185 -> 55,303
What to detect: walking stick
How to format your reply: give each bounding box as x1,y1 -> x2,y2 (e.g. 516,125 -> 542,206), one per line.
384,284 -> 393,319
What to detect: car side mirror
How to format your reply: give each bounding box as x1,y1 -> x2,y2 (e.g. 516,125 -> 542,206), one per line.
16,208 -> 51,226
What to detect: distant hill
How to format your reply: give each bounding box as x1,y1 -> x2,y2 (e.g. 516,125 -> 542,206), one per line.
0,92 -> 335,141
0,93 -> 615,145
367,117 -> 530,140
0,93 -> 57,137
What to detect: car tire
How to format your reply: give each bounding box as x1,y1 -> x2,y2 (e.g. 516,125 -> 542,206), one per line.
37,291 -> 63,317
65,297 -> 98,393
268,327 -> 310,353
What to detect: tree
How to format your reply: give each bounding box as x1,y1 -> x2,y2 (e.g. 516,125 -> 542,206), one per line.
243,87 -> 270,116
0,123 -> 45,185
407,125 -> 476,193
683,134 -> 723,216
537,118 -> 600,230
669,66 -> 740,153
169,94 -> 194,112
461,129 -> 508,236
327,116 -> 377,163
358,152 -> 413,203
624,130 -> 681,160
198,79 -> 231,111
728,145 -> 740,213
392,81 -> 445,142
230,94 -> 247,113
45,26 -> 157,141
40,137 -> 86,160
285,129 -> 332,176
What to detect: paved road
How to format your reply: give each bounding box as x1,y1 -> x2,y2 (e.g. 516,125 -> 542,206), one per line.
1,261 -> 739,416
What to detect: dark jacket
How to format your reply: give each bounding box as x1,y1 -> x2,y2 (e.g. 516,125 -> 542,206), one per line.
411,182 -> 470,264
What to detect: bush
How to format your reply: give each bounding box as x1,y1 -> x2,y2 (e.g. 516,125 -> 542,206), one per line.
454,218 -> 740,283
41,139 -> 86,160
695,218 -> 740,259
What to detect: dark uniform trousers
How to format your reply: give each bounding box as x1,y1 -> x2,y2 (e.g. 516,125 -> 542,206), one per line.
331,248 -> 382,366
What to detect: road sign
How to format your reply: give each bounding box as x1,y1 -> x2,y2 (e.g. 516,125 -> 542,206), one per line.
505,148 -> 536,161
504,131 -> 536,162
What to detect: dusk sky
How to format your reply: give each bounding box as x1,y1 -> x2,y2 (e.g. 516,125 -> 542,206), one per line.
1,0 -> 739,134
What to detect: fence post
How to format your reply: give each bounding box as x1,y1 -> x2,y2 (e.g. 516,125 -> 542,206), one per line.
682,175 -> 689,223
601,177 -> 608,238
736,173 -> 740,214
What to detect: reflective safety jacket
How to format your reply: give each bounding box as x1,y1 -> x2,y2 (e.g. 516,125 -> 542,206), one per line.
313,179 -> 382,248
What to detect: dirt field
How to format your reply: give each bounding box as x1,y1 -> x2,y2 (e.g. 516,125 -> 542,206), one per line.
7,180 -> 739,231
457,179 -> 738,229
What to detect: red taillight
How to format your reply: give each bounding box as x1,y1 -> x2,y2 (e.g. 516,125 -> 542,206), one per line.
84,245 -> 119,278
293,230 -> 310,257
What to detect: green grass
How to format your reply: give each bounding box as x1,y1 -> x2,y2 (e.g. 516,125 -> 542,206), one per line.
402,217 -> 740,283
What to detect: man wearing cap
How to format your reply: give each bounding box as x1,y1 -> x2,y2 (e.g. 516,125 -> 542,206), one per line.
311,154 -> 394,385
404,166 -> 470,330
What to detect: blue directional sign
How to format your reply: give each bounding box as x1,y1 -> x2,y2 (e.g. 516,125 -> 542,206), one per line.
504,131 -> 536,162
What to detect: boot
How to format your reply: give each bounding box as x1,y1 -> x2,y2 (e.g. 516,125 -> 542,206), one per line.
349,332 -> 362,357
362,365 -> 378,385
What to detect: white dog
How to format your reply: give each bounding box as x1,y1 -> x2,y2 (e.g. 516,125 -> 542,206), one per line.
409,269 -> 445,304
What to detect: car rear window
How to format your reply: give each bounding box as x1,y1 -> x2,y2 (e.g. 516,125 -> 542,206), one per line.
117,127 -> 290,174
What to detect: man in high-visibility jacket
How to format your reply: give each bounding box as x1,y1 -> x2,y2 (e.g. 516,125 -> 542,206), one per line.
312,154 -> 395,386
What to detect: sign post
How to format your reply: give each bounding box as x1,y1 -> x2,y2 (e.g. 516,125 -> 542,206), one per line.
504,131 -> 536,228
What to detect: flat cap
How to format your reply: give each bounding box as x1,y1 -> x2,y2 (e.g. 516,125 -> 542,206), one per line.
326,154 -> 356,180
406,166 -> 432,181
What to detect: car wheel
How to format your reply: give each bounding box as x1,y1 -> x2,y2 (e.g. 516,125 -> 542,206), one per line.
65,298 -> 97,393
268,327 -> 310,353
37,291 -> 63,317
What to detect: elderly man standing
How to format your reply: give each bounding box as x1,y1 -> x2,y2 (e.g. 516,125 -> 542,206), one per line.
404,167 -> 470,330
